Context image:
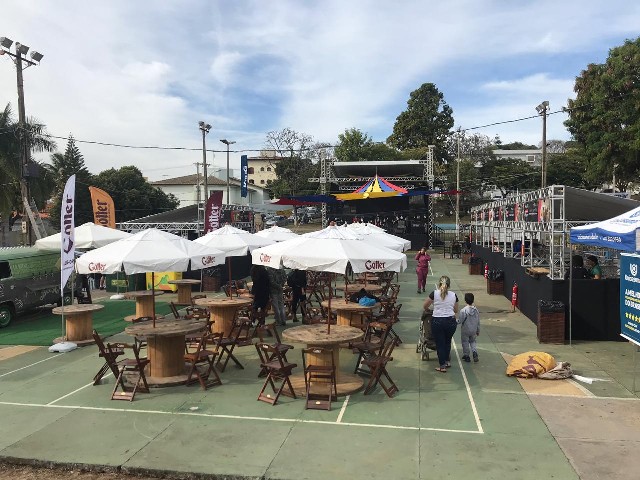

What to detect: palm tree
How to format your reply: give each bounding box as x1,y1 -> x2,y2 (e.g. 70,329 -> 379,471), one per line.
0,103 -> 56,217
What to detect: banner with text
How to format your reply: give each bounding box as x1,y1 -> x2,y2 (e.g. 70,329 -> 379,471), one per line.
241,155 -> 248,198
61,175 -> 76,291
204,191 -> 224,234
89,186 -> 116,228
620,253 -> 640,346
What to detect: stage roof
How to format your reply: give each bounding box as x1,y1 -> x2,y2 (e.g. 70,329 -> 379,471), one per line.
565,187 -> 640,221
332,160 -> 424,178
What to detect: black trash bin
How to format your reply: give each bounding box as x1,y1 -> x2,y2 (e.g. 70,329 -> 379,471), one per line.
537,300 -> 565,344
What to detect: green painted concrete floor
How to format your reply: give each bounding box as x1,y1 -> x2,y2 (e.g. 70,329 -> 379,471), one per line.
1,254 -> 640,479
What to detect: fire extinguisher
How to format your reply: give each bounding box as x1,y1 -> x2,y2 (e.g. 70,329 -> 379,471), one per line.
484,263 -> 489,279
511,282 -> 518,312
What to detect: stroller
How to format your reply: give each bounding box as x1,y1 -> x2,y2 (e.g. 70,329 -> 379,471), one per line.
417,310 -> 436,360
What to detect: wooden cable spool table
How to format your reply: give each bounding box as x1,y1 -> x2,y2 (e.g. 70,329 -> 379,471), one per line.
125,317 -> 207,387
321,298 -> 378,327
194,297 -> 252,336
52,303 -> 104,346
336,283 -> 384,296
168,279 -> 202,304
282,324 -> 364,396
123,290 -> 164,317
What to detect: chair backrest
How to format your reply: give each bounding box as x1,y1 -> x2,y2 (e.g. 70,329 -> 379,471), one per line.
257,342 -> 285,368
365,321 -> 392,350
185,306 -> 210,320
169,302 -> 181,319
391,303 -> 403,323
254,322 -> 283,344
92,330 -> 110,357
301,346 -> 335,372
190,294 -> 206,304
378,337 -> 399,361
230,318 -> 254,346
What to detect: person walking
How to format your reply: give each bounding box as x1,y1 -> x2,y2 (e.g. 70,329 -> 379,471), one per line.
458,292 -> 480,363
267,266 -> 287,326
287,269 -> 307,322
250,265 -> 271,325
423,275 -> 459,372
415,246 -> 431,293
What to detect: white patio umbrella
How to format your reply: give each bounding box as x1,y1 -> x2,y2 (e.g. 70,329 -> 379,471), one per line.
255,225 -> 299,242
347,222 -> 386,233
76,228 -> 226,326
35,222 -> 131,250
252,224 -> 407,332
340,224 -> 411,252
194,224 -> 274,283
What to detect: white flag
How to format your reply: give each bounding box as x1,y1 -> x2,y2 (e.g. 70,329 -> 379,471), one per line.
60,175 -> 76,292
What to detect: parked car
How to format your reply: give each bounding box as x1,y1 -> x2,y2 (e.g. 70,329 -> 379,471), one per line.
265,215 -> 288,227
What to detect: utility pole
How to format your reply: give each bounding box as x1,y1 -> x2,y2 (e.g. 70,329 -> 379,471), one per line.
536,100 -> 549,189
455,132 -> 461,239
1,37 -> 44,245
194,162 -> 201,232
198,121 -> 211,203
220,139 -> 236,205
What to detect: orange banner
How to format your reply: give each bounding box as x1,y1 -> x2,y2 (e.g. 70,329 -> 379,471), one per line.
89,186 -> 116,228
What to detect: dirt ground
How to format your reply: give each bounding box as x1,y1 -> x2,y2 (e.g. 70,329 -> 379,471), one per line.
0,463 -> 174,480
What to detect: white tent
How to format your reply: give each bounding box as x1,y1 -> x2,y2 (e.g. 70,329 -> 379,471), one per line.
35,222 -> 131,250
254,225 -> 299,242
570,205 -> 640,252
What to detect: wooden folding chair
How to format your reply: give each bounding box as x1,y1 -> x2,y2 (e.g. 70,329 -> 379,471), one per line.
184,332 -> 222,390
362,338 -> 399,397
111,339 -> 150,401
215,318 -> 253,371
352,321 -> 392,375
302,347 -> 337,410
256,343 -> 297,405
254,322 -> 294,377
168,302 -> 182,319
92,330 -> 124,385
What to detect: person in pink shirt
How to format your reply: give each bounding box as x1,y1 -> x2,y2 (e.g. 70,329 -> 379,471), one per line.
415,246 -> 431,293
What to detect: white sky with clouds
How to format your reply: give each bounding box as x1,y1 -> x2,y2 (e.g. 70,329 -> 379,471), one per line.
1,0 -> 639,181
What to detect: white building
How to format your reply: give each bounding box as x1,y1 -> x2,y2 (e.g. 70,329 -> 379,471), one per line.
151,174 -> 270,207
492,149 -> 542,167
247,152 -> 281,187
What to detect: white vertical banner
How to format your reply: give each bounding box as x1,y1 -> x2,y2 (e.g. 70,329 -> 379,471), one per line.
60,175 -> 76,291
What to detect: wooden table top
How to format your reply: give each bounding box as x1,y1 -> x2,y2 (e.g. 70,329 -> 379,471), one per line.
167,279 -> 202,285
336,283 -> 383,293
52,303 -> 105,315
125,318 -> 206,336
194,297 -> 252,308
321,299 -> 378,310
282,324 -> 364,345
124,290 -> 165,299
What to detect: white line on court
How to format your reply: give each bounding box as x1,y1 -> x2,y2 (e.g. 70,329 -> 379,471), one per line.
48,381 -> 96,405
336,395 -> 349,423
0,355 -> 59,378
0,400 -> 483,434
452,340 -> 484,434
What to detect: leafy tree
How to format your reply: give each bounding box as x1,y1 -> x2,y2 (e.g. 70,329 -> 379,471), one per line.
92,166 -> 179,223
545,139 -> 567,154
47,137 -> 94,227
480,157 -> 538,196
499,141 -> 537,150
334,128 -> 401,162
0,103 -> 57,217
546,146 -> 591,189
565,37 -> 640,191
264,128 -> 319,198
387,83 -> 454,163
445,132 -> 495,167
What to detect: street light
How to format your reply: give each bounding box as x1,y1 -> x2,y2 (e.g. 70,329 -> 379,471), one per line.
198,121 -> 212,217
535,100 -> 549,189
1,36 -> 44,245
220,139 -> 236,205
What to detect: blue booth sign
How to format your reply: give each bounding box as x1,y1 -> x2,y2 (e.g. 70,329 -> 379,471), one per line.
620,253 -> 640,346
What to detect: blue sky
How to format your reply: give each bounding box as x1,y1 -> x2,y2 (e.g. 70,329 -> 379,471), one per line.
1,0 -> 638,181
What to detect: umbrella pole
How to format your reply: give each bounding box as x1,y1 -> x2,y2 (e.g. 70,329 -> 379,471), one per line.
227,258 -> 232,294
569,251 -> 573,346
152,271 -> 156,328
327,272 -> 333,334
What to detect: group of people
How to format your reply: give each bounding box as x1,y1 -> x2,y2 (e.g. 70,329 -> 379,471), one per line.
417,245 -> 481,372
565,254 -> 603,279
249,265 -> 307,326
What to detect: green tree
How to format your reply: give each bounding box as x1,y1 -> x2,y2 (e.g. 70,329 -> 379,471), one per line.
498,141 -> 537,150
565,37 -> 640,191
386,83 -> 454,163
264,128 -> 319,198
0,103 -> 57,217
334,128 -> 401,162
480,157 -> 538,196
92,166 -> 179,223
546,147 -> 591,189
47,137 -> 94,227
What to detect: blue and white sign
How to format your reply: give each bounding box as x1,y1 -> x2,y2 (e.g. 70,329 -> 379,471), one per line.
620,253 -> 640,346
240,155 -> 248,198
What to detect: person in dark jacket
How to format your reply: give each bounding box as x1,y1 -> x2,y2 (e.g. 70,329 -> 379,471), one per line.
287,269 -> 307,322
250,265 -> 270,323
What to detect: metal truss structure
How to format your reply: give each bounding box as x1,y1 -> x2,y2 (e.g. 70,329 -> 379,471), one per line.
470,185 -> 582,280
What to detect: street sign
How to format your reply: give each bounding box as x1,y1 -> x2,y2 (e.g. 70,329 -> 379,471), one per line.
620,253 -> 640,346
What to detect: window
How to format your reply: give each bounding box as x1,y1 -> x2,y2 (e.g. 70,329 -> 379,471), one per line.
260,167 -> 265,172
526,155 -> 536,163
260,179 -> 265,184
247,167 -> 254,174
249,179 -> 255,184
266,167 -> 272,172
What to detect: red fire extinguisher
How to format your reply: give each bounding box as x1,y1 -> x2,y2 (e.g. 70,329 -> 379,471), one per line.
484,263 -> 489,279
511,282 -> 518,312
